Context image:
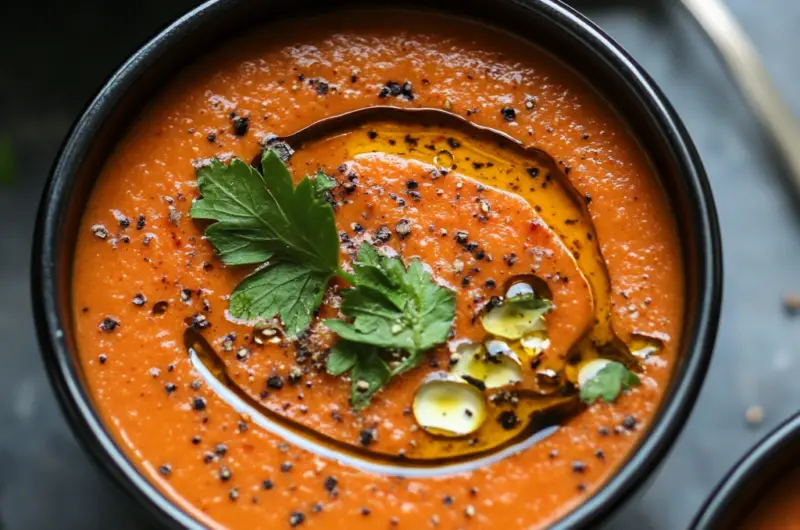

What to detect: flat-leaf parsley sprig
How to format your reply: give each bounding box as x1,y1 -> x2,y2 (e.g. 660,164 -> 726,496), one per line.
192,149 -> 456,409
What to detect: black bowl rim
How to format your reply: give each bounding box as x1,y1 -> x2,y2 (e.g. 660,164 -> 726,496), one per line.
32,0 -> 723,528
691,412 -> 800,528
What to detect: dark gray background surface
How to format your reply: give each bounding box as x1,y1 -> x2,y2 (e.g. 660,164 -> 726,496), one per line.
1,1 -> 798,528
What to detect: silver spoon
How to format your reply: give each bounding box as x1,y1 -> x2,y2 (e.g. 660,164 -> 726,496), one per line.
679,0 -> 800,196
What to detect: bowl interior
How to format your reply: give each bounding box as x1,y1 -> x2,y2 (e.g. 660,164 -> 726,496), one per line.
33,1 -> 721,528
692,413 -> 800,528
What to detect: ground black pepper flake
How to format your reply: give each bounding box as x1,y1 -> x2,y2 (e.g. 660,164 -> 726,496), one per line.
367,130 -> 378,140
446,137 -> 461,149
594,449 -> 605,461
315,79 -> 329,95
164,382 -> 177,395
361,507 -> 371,516
443,495 -> 454,506
598,426 -> 610,436
132,293 -> 147,307
215,443 -> 228,456
497,410 -> 519,430
136,214 -> 146,230
193,397 -> 207,411
98,354 -> 107,365
113,210 -> 130,228
232,115 -> 249,136
462,375 -> 486,391
394,219 -> 412,238
281,461 -> 294,473
380,83 -> 397,98
324,476 -> 338,493
191,435 -> 201,445
572,460 -> 587,473
99,317 -> 119,333
375,226 -> 392,243
289,511 -> 305,527
623,415 -> 637,430
501,107 -> 517,122
228,488 -> 239,501
359,429 -> 375,446
378,80 -> 414,100
158,464 -> 172,476
190,313 -> 210,330
219,465 -> 232,481
152,301 -> 169,315
267,375 -> 285,390
263,479 -> 274,490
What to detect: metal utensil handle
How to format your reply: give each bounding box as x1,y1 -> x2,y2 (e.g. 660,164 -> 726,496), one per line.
680,0 -> 800,196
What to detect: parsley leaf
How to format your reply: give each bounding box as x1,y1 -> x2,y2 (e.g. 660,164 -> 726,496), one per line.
350,349 -> 392,410
310,170 -> 336,199
580,361 -> 641,404
230,262 -> 329,337
327,340 -> 391,409
324,243 -> 456,373
192,150 -> 338,271
192,152 -> 457,410
326,341 -> 360,375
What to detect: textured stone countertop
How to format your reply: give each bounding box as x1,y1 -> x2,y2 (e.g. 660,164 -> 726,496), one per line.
1,1 -> 798,528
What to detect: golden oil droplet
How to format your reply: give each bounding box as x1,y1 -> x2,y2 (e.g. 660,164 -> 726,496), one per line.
434,149 -> 454,169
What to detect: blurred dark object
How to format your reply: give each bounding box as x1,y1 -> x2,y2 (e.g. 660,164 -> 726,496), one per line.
0,2 -> 203,529
0,138 -> 14,187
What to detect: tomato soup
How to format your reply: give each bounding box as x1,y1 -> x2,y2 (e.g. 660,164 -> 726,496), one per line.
71,10 -> 684,529
743,468 -> 800,530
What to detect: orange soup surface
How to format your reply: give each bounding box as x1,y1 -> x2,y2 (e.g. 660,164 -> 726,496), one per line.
743,468 -> 800,530
72,10 -> 684,530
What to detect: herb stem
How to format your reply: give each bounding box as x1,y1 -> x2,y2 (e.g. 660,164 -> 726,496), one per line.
334,267 -> 357,285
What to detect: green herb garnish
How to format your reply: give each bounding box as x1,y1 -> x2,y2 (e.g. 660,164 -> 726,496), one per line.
193,149 -> 456,409
580,361 -> 640,404
327,340 -> 392,410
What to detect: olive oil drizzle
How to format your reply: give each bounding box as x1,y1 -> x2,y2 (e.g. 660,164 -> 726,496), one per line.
185,327 -> 577,476
189,107 -> 655,472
